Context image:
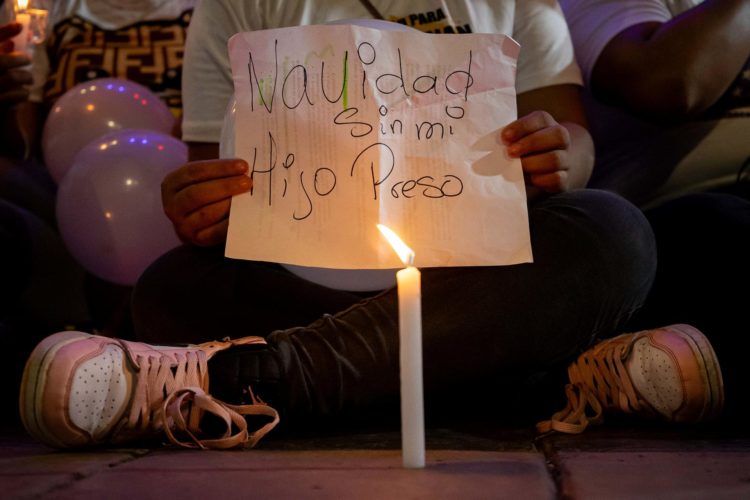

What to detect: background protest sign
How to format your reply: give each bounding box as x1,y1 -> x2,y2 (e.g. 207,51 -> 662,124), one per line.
225,24 -> 531,269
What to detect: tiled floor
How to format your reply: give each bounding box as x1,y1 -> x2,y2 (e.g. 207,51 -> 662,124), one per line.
2,421 -> 749,499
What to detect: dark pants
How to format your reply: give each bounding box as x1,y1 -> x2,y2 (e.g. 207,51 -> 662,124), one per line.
0,199 -> 89,333
629,192 -> 750,415
132,189 -> 656,423
0,154 -> 90,332
0,197 -> 90,424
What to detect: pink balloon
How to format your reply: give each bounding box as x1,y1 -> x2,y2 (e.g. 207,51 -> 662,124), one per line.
56,130 -> 186,285
43,78 -> 175,183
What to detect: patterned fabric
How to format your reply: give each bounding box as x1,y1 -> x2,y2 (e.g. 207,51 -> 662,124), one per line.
43,9 -> 192,114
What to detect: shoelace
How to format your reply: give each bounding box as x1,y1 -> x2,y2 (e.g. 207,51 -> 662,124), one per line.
124,345 -> 279,449
536,333 -> 653,434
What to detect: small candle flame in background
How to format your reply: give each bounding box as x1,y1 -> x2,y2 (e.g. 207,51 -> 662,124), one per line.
12,0 -> 48,53
377,224 -> 415,266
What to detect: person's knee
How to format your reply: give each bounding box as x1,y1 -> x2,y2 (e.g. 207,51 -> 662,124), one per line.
537,189 -> 654,257
131,244 -> 220,335
586,189 -> 655,276
533,189 -> 656,296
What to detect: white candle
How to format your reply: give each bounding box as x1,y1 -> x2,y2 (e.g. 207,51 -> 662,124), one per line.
377,224 -> 425,469
11,1 -> 47,57
12,11 -> 30,54
397,264 -> 425,468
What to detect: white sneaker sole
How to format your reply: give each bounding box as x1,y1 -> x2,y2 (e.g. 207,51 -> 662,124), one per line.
19,331 -> 94,448
670,324 -> 725,422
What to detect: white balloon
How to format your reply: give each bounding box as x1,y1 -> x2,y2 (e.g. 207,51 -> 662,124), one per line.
56,130 -> 185,285
42,78 -> 175,183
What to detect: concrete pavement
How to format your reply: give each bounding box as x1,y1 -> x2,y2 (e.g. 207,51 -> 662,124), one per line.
2,422 -> 749,499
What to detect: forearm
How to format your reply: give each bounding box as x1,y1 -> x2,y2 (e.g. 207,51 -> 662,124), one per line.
517,85 -> 594,192
188,142 -> 220,161
0,101 -> 41,158
594,0 -> 750,118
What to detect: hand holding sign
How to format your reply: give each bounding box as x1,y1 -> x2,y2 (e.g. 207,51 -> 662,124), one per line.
162,157 -> 251,247
226,24 -> 531,272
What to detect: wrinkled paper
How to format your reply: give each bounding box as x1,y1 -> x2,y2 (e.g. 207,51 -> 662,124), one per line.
226,24 -> 531,269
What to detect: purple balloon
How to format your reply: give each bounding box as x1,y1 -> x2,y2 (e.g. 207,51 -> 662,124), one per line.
56,129 -> 186,285
43,78 -> 175,183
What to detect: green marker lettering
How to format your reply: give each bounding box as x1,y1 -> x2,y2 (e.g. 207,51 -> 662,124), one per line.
342,53 -> 349,109
258,78 -> 267,107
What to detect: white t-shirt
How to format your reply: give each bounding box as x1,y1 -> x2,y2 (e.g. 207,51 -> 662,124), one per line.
560,0 -> 750,207
182,0 -> 582,143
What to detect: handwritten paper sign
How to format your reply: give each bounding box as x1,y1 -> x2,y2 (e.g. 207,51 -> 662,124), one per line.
225,24 -> 532,269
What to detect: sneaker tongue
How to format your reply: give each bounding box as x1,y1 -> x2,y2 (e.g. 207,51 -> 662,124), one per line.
625,336 -> 683,417
68,344 -> 133,437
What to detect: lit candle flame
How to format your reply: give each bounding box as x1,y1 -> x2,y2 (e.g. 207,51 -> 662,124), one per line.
377,224 -> 415,266
16,0 -> 29,12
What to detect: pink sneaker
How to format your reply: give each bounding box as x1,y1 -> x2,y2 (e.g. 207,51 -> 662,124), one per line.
19,331 -> 279,449
537,324 -> 724,434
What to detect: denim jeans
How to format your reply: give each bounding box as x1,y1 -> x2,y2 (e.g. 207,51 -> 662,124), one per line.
133,189 -> 656,421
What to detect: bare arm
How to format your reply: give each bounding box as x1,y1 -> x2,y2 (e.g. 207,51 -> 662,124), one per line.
188,141 -> 220,161
0,22 -> 36,157
592,0 -> 750,119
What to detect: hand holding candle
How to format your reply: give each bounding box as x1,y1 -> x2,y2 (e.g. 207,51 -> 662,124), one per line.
12,11 -> 29,54
11,0 -> 47,56
377,224 -> 425,469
